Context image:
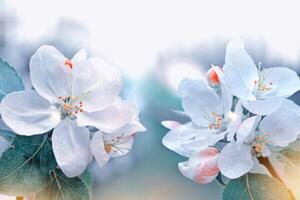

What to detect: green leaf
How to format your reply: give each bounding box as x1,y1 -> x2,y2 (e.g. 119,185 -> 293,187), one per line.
0,135 -> 56,196
223,173 -> 291,200
0,59 -> 24,101
274,149 -> 300,199
36,169 -> 91,200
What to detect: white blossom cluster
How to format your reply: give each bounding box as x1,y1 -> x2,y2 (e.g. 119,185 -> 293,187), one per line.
162,39 -> 300,183
0,46 -> 146,177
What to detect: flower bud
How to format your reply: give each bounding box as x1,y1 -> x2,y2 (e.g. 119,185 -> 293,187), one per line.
178,147 -> 219,184
206,66 -> 223,86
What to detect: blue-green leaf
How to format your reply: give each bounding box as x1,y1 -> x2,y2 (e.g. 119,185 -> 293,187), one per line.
36,169 -> 91,200
0,135 -> 56,196
0,59 -> 24,101
223,173 -> 291,200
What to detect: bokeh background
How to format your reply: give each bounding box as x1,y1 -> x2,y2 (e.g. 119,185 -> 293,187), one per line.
0,0 -> 300,199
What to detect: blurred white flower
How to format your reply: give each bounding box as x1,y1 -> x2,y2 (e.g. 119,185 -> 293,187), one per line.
0,46 -> 144,177
223,38 -> 300,115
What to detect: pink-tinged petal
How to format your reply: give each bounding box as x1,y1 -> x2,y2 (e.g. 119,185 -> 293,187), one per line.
30,45 -> 72,103
90,131 -> 110,167
178,147 -> 219,184
161,121 -> 181,129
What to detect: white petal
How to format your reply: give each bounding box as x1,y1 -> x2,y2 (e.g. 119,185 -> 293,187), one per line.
112,119 -> 146,137
30,45 -> 72,103
0,91 -> 61,136
259,99 -> 300,147
52,120 -> 91,177
163,122 -> 223,157
90,131 -> 110,167
226,102 -> 243,141
223,39 -> 258,100
77,99 -> 137,133
242,97 -> 283,115
218,142 -> 253,179
261,67 -> 300,98
71,49 -> 87,65
236,116 -> 258,144
179,78 -> 223,126
161,121 -> 181,129
72,57 -> 122,112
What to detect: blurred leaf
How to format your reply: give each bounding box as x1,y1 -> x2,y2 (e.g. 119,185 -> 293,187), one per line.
37,169 -> 91,200
0,135 -> 56,196
0,130 -> 15,142
223,173 -> 291,200
275,148 -> 300,199
0,59 -> 24,101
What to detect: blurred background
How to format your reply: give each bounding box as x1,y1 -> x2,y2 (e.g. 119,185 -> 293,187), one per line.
1,0 -> 300,199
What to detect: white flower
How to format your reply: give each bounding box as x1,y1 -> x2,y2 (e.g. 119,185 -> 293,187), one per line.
218,100 -> 300,179
223,39 -> 300,115
162,78 -> 243,157
0,46 -> 140,177
91,118 -> 146,167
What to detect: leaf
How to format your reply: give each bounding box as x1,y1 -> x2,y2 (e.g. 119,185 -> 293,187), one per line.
0,130 -> 15,142
273,149 -> 300,199
223,173 -> 291,200
0,59 -> 24,101
0,135 -> 56,196
36,169 -> 91,200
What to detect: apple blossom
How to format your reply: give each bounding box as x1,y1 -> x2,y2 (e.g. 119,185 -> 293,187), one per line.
218,100 -> 300,179
0,46 -> 144,177
223,39 -> 300,115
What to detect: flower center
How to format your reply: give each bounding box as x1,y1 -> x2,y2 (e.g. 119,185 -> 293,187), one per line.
58,96 -> 84,119
104,144 -> 113,153
252,133 -> 271,156
208,112 -> 223,130
253,71 -> 273,95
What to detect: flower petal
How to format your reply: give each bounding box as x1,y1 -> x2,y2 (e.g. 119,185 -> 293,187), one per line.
260,67 -> 300,98
178,147 -> 219,184
218,142 -> 253,179
241,97 -> 283,115
223,39 -> 258,100
259,99 -> 300,147
30,45 -> 72,103
236,116 -> 258,144
0,91 -> 61,136
161,121 -> 182,129
179,78 -> 223,127
163,122 -> 223,157
71,49 -> 87,65
90,131 -> 110,167
72,57 -> 122,112
77,98 -> 137,133
52,120 -> 91,177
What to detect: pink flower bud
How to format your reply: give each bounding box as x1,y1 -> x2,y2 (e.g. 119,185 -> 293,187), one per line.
178,147 -> 219,184
206,66 -> 223,86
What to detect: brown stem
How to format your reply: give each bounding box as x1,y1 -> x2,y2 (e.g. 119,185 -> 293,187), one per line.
258,157 -> 295,200
16,197 -> 24,200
